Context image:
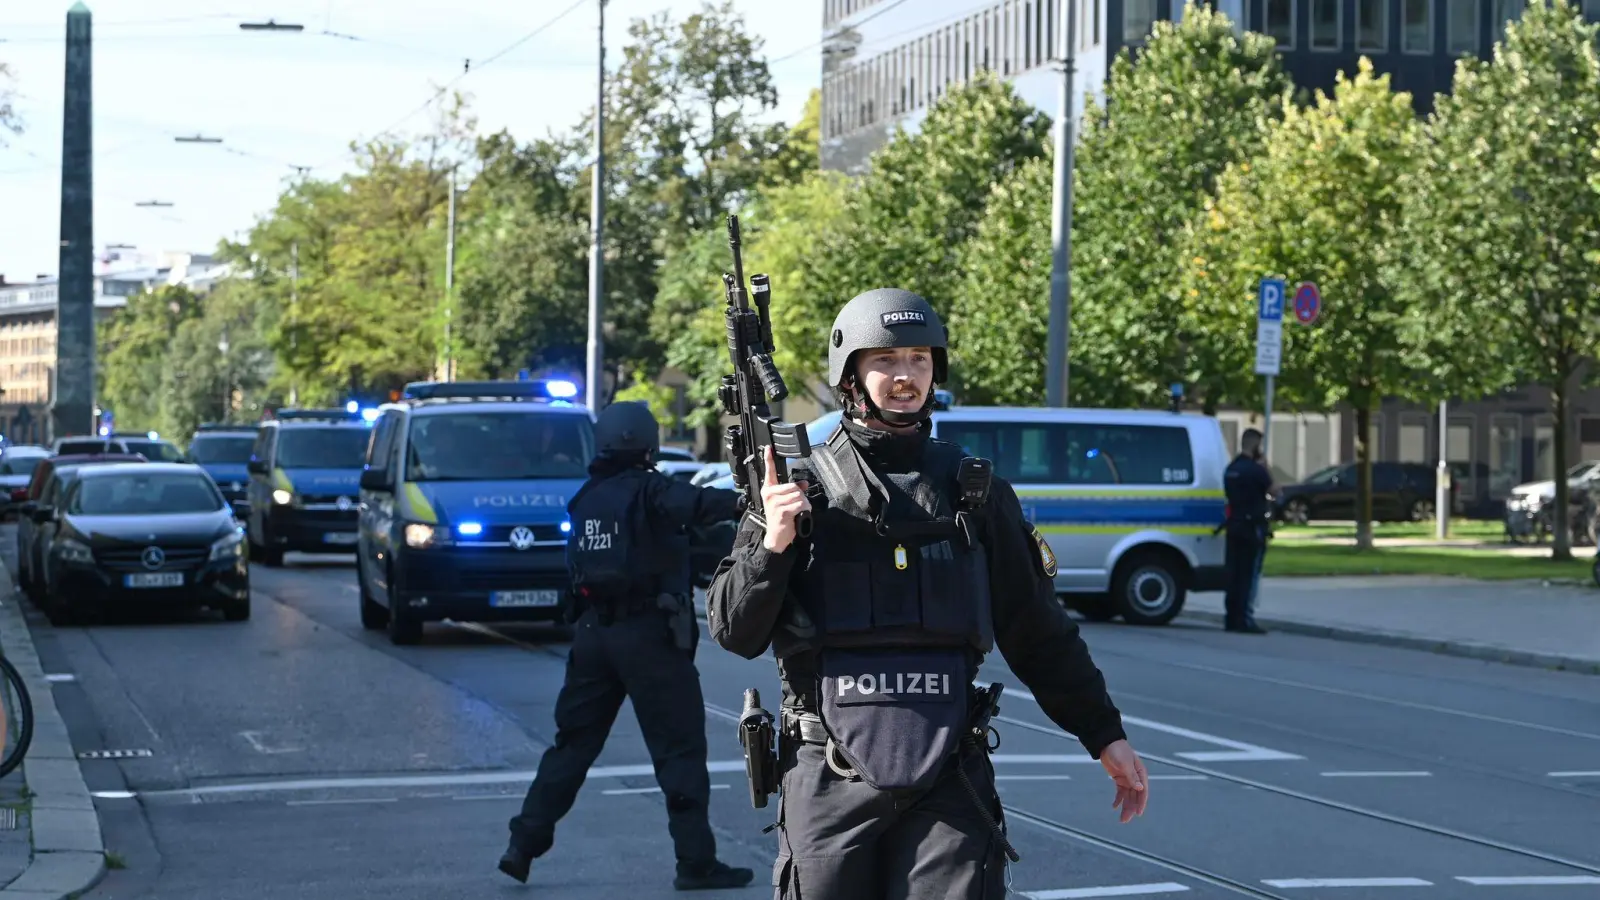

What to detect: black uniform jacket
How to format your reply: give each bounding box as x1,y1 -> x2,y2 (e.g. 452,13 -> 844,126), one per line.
703,424 -> 1128,760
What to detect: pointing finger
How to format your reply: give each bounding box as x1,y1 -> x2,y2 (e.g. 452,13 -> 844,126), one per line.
764,445 -> 777,480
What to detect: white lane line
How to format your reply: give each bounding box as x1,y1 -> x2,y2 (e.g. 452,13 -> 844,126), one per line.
453,794 -> 516,801
286,798 -> 398,807
1024,884 -> 1190,899
44,673 -> 76,682
991,754 -> 1102,765
1548,771 -> 1600,778
1147,775 -> 1207,781
239,730 -> 303,755
1455,876 -> 1600,886
1319,771 -> 1432,778
989,683 -> 1302,762
602,785 -> 732,796
1263,878 -> 1432,888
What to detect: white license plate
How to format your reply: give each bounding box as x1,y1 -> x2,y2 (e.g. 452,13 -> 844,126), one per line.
125,572 -> 184,589
490,590 -> 561,608
323,532 -> 358,545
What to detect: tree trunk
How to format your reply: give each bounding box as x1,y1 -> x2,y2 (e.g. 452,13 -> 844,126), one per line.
1355,405 -> 1374,551
1552,379 -> 1572,561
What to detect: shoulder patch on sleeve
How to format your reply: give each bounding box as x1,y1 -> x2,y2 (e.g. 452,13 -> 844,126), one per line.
1029,522 -> 1058,578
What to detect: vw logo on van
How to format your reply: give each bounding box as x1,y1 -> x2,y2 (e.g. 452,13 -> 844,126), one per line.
509,527 -> 536,551
141,546 -> 166,570
336,496 -> 353,511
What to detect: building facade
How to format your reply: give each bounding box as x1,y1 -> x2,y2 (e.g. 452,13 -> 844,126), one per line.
817,0 -> 1600,512
0,250 -> 228,446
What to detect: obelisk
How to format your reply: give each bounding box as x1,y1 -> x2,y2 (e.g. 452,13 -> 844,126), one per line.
52,2 -> 93,441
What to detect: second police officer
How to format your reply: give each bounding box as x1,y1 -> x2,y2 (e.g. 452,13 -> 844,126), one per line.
706,288 -> 1150,898
1221,428 -> 1273,634
499,400 -> 755,891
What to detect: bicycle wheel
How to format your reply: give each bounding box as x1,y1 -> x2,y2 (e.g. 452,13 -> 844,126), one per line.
0,655 -> 35,779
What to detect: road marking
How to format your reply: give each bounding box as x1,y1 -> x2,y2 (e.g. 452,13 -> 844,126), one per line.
286,798 -> 398,807
1024,884 -> 1190,899
1548,771 -> 1600,778
240,730 -> 302,754
1455,876 -> 1600,886
44,673 -> 75,682
991,754 -> 1103,765
1319,771 -> 1432,778
992,683 -> 1302,762
1263,878 -> 1431,888
996,775 -> 1072,782
453,794 -> 516,802
1147,775 -> 1207,781
602,784 -> 732,796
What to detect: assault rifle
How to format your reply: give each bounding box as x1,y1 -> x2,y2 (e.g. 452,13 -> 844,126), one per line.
717,215 -> 812,536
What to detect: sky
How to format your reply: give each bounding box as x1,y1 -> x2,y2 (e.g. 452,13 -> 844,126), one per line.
0,0 -> 824,282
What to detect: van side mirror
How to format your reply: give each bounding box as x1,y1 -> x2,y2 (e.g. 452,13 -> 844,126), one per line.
360,467 -> 394,492
247,458 -> 268,475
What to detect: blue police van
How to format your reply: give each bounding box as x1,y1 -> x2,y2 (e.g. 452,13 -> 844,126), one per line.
187,423 -> 259,518
245,408 -> 372,566
355,380 -> 595,645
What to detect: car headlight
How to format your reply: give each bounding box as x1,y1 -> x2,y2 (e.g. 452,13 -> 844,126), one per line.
272,489 -> 294,506
404,523 -> 440,549
210,529 -> 246,561
56,538 -> 93,564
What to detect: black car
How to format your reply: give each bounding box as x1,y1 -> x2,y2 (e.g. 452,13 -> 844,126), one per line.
32,462 -> 250,624
1274,461 -> 1455,524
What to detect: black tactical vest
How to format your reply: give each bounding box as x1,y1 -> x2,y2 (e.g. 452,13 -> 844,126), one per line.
566,471 -> 676,602
776,425 -> 996,656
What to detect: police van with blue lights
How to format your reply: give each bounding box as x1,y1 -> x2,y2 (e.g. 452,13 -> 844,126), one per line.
244,407 -> 373,565
706,398 -> 1231,626
354,378 -> 593,644
187,423 -> 259,517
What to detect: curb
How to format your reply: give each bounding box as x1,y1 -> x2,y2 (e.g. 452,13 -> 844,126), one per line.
0,568 -> 105,899
1177,609 -> 1600,676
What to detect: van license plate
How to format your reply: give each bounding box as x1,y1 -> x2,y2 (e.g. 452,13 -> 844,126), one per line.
491,590 -> 560,608
125,573 -> 184,589
324,532 -> 358,545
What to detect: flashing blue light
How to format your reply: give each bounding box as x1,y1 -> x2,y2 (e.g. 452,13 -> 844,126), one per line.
147,430 -> 159,440
457,522 -> 484,537
559,520 -> 572,534
345,400 -> 359,414
98,426 -> 110,437
544,379 -> 579,399
1086,448 -> 1100,459
360,407 -> 380,423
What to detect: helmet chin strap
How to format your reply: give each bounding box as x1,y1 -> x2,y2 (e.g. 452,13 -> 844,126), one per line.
850,380 -> 935,428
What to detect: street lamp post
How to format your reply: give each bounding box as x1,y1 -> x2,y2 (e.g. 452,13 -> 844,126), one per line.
174,134 -> 222,144
239,20 -> 304,32
1045,0 -> 1080,408
134,200 -> 173,208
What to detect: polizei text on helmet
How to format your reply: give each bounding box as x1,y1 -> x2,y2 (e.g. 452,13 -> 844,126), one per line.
880,310 -> 927,326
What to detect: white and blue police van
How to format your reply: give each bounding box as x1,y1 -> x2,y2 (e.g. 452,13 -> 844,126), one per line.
707,399 -> 1231,626
355,379 -> 595,645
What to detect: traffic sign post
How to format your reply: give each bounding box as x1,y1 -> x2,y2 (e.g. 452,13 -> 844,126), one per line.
1256,278 -> 1285,458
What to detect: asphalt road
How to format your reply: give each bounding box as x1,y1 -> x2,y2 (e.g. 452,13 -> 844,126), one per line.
10,530 -> 1600,900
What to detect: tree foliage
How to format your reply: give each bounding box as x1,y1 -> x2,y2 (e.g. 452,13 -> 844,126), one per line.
1398,0 -> 1600,559
1182,58 -> 1424,547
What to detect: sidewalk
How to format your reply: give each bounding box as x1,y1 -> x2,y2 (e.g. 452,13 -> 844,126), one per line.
1181,576 -> 1600,675
0,566 -> 105,899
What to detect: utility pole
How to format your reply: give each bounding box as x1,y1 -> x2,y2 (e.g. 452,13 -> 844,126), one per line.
1045,0 -> 1079,408
584,0 -> 607,413
444,167 -> 457,382
289,240 -> 299,406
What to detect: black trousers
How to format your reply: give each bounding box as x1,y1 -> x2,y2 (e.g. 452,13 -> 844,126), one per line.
1224,522 -> 1267,628
771,738 -> 1008,899
508,604 -> 717,865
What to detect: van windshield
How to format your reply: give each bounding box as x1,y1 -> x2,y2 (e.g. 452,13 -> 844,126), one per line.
406,412 -> 594,481
188,436 -> 256,464
276,427 -> 370,469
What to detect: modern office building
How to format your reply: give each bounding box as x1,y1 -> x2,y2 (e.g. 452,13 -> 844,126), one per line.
818,0 -> 1600,510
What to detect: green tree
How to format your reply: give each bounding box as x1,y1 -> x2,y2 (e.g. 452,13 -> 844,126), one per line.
1068,3 -> 1293,409
1181,58 -> 1424,549
811,72 -> 1050,331
1398,0 -> 1600,561
159,280 -> 276,436
98,285 -> 204,431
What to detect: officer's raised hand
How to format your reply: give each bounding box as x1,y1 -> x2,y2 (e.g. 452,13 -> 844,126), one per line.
759,445 -> 810,553
1098,739 -> 1149,823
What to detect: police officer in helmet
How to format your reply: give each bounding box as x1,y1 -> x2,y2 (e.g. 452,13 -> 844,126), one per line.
499,400 -> 754,891
706,288 -> 1150,898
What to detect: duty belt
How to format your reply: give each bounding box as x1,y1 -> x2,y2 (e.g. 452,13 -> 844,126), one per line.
779,709 -> 828,745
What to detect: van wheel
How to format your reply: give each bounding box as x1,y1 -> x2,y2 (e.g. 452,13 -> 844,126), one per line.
1111,552 -> 1186,626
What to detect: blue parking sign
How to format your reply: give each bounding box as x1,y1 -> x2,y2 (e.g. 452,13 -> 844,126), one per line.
1258,278 -> 1286,322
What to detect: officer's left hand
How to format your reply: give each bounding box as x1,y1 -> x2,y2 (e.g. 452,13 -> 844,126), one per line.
1098,739 -> 1148,823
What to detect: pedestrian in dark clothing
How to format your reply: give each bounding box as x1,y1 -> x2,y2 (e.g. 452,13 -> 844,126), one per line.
499,401 -> 754,892
705,288 -> 1149,900
1222,428 -> 1274,634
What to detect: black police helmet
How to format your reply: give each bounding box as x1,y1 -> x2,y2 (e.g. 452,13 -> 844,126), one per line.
826,288 -> 949,387
594,401 -> 660,457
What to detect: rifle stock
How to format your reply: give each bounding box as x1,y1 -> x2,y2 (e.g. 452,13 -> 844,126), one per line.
717,215 -> 813,538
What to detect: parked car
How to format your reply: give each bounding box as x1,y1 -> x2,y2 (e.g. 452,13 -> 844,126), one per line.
13,452 -> 149,602
1273,461 -> 1451,524
0,446 -> 51,520
1507,461 -> 1600,544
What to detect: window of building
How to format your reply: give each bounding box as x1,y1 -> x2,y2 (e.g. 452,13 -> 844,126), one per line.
1359,0 -> 1389,51
1488,416 -> 1521,498
1266,0 -> 1295,48
1124,0 -> 1157,44
1399,418 -> 1429,462
1448,0 -> 1480,54
1495,0 -> 1525,41
1403,0 -> 1433,52
1447,421 -> 1475,499
1534,421 -> 1555,481
1094,0 -> 1101,44
1311,0 -> 1341,50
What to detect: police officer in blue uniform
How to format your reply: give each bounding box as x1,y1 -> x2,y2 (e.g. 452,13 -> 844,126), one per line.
499,401 -> 754,891
705,289 -> 1150,899
1222,428 -> 1273,634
